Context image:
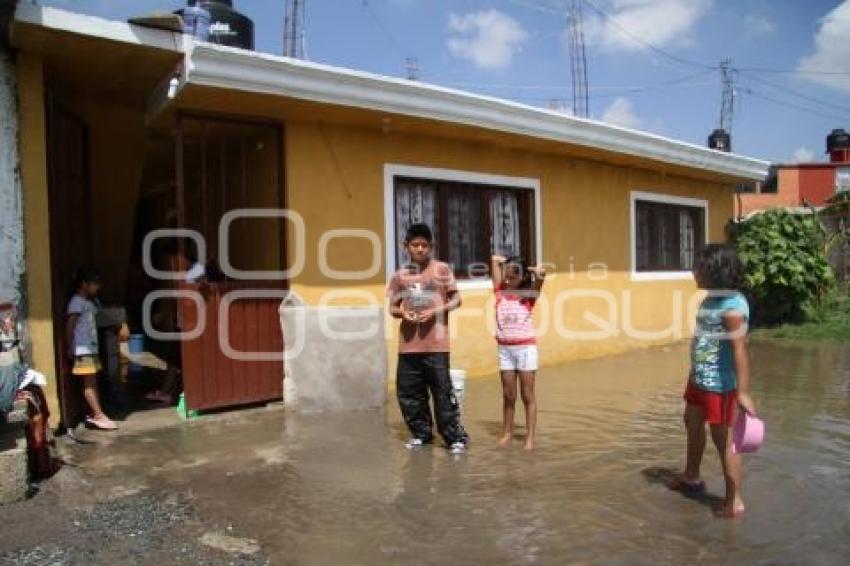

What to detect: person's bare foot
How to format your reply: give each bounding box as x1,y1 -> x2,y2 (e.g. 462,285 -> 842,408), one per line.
523,439 -> 534,451
86,415 -> 118,431
714,499 -> 746,519
498,434 -> 512,447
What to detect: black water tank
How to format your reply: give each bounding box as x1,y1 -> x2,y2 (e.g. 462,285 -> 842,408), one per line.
708,128 -> 731,152
185,0 -> 254,50
827,128 -> 850,153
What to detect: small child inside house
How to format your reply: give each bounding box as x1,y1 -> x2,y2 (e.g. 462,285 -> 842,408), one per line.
387,223 -> 469,453
491,255 -> 546,450
65,266 -> 118,431
670,244 -> 757,519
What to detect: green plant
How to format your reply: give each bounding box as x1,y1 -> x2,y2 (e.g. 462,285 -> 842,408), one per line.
731,209 -> 834,326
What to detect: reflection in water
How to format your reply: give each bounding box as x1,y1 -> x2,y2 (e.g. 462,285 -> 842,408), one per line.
73,341 -> 850,564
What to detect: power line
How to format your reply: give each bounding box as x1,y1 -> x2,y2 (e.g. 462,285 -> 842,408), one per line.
508,0 -> 850,78
577,0 -> 715,71
738,71 -> 850,114
737,66 -> 850,77
437,69 -> 714,100
739,87 -> 850,123
360,0 -> 406,55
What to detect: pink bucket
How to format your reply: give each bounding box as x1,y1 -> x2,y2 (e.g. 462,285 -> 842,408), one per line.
732,411 -> 765,454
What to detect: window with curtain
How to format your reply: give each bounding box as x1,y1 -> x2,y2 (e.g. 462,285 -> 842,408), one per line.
394,177 -> 534,276
634,199 -> 705,272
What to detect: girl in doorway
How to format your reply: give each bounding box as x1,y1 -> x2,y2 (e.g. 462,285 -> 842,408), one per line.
491,255 -> 546,450
65,266 -> 117,430
671,244 -> 756,518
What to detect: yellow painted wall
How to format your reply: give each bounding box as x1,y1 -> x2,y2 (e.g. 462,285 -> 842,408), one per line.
17,53 -> 60,421
285,121 -> 734,376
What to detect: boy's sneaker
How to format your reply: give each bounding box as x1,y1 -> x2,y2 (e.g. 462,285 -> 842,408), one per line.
405,438 -> 426,449
449,441 -> 467,454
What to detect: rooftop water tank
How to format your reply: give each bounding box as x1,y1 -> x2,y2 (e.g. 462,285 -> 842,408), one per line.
708,129 -> 731,152
179,0 -> 254,50
827,128 -> 850,163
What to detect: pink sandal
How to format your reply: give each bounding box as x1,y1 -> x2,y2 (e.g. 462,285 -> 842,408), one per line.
85,416 -> 118,431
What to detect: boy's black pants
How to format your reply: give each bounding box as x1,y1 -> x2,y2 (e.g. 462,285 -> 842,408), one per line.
397,353 -> 468,446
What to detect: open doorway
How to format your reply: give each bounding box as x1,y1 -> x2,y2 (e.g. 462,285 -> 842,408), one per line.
47,107 -> 287,429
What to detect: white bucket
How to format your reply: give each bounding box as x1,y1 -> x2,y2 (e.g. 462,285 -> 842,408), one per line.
449,369 -> 466,409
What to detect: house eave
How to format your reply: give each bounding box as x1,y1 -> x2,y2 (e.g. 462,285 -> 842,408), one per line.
185,44 -> 770,182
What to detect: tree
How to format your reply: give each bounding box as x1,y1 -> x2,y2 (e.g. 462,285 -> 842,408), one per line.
731,209 -> 834,326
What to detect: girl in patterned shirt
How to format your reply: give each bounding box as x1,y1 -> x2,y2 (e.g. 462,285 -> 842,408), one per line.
491,255 -> 546,450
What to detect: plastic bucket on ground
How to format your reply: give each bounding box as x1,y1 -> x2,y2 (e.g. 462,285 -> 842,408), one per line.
449,369 -> 466,410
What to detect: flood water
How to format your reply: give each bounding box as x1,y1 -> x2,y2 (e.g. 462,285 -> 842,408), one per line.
69,340 -> 850,565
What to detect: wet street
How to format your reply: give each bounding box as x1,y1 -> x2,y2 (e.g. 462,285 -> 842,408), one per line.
2,340 -> 849,565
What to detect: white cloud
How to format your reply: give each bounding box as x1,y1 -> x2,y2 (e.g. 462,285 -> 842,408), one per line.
581,0 -> 712,52
600,97 -> 643,129
447,9 -> 527,70
792,146 -> 815,163
745,13 -> 776,36
797,1 -> 850,93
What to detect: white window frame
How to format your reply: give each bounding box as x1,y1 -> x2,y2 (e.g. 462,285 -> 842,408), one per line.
629,190 -> 709,282
384,164 -> 542,291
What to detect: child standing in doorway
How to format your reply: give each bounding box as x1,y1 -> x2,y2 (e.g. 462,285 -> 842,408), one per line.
388,223 -> 468,453
66,266 -> 117,431
491,255 -> 546,450
671,244 -> 756,518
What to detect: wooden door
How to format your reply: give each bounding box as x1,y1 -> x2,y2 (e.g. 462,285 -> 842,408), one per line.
46,100 -> 92,429
176,116 -> 286,412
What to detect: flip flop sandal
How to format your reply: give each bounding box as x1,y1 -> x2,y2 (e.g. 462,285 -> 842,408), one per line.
667,476 -> 706,496
85,417 -> 118,431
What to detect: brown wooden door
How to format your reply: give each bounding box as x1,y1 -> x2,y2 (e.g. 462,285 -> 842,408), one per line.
176,116 -> 286,412
178,281 -> 284,411
45,100 -> 93,428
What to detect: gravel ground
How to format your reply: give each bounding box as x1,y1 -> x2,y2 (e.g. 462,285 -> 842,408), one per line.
1,491 -> 269,566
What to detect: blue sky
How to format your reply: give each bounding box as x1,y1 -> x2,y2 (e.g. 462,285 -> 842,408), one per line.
39,1 -> 850,163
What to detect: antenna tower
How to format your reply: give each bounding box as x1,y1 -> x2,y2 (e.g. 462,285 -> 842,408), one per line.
719,58 -> 735,132
566,0 -> 589,117
284,0 -> 306,59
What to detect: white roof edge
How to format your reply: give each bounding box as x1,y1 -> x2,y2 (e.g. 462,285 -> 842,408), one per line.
12,3 -> 189,52
186,44 -> 770,181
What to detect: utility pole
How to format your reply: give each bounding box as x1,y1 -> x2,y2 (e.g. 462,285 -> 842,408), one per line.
566,0 -> 589,118
283,0 -> 306,59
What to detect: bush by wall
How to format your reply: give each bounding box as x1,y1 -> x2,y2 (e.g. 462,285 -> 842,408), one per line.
731,209 -> 834,326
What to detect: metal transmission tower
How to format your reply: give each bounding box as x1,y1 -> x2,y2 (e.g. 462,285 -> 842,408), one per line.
283,0 -> 306,59
719,59 -> 735,133
566,0 -> 589,118
708,58 -> 735,151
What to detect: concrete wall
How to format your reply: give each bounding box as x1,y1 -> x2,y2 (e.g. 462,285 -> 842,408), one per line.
739,167 -> 801,216
283,120 -> 736,378
0,49 -> 24,308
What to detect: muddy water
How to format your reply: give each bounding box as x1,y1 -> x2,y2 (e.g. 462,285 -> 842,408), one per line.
69,341 -> 850,565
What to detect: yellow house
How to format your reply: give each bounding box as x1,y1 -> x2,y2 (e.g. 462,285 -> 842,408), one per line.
8,5 -> 769,424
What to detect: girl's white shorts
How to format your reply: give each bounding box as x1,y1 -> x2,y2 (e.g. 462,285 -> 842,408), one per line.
498,344 -> 539,372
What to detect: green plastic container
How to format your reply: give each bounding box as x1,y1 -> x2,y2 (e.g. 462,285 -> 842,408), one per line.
177,393 -> 201,420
